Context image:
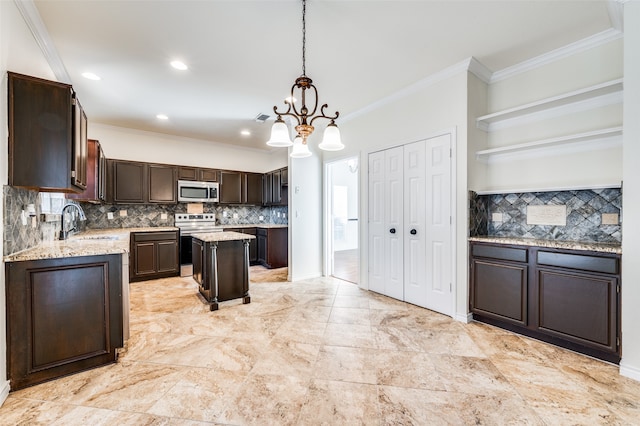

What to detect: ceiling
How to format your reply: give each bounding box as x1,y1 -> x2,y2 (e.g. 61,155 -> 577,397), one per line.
31,0 -> 616,151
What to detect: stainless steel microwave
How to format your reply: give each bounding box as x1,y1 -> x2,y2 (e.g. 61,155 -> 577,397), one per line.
177,180 -> 219,203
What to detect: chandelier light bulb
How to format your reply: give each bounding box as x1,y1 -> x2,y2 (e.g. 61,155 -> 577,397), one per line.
266,116 -> 293,147
290,136 -> 312,158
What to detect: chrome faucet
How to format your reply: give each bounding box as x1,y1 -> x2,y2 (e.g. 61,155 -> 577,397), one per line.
59,202 -> 87,240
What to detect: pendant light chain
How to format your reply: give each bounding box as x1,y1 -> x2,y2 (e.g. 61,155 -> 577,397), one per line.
302,0 -> 306,76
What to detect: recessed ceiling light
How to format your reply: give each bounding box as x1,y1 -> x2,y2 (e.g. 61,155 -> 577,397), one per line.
170,60 -> 188,70
241,130 -> 251,136
156,114 -> 169,120
82,72 -> 101,80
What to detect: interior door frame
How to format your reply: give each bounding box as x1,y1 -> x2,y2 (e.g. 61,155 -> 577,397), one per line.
323,154 -> 361,280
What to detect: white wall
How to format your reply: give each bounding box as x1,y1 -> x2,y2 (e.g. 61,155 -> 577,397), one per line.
289,145 -> 323,281
475,39 -> 623,193
0,0 -> 57,406
90,123 -> 287,173
324,69 -> 470,321
620,1 -> 640,382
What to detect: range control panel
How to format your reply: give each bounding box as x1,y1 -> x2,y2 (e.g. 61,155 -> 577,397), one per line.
175,213 -> 216,222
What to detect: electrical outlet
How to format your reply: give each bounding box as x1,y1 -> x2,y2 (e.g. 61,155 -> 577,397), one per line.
277,212 -> 281,217
119,210 -> 127,217
107,212 -> 114,220
233,213 -> 238,219
259,215 -> 264,221
223,211 -> 227,218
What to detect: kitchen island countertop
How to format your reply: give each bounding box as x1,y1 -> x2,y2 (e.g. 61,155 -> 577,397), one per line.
4,227 -> 178,262
468,236 -> 621,254
193,231 -> 256,243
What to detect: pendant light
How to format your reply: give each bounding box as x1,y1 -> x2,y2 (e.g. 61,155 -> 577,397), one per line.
266,0 -> 344,156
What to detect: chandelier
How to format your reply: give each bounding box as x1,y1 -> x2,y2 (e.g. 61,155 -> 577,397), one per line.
266,0 -> 344,158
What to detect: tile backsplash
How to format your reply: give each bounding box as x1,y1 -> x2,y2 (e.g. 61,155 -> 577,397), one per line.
469,188 -> 622,244
81,203 -> 288,229
3,185 -> 288,256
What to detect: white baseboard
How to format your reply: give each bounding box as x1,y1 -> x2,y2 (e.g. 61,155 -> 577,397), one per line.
619,361 -> 640,382
0,380 -> 10,407
455,312 -> 473,323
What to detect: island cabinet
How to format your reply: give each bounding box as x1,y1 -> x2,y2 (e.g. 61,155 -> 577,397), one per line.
470,241 -> 621,363
192,232 -> 253,311
8,72 -> 88,193
178,166 -> 219,182
219,171 -> 262,205
257,227 -> 288,269
130,231 -> 180,282
224,227 -> 258,264
5,254 -> 123,391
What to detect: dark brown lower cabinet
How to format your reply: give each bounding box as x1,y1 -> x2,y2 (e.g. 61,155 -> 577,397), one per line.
224,228 -> 258,264
256,227 -> 288,269
130,231 -> 179,281
470,241 -> 620,363
6,254 -> 123,390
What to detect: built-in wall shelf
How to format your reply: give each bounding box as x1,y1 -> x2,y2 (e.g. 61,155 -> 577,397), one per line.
475,127 -> 623,161
476,78 -> 623,131
474,182 -> 622,196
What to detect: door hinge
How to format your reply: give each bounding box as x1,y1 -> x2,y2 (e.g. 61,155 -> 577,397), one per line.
449,282 -> 452,292
449,148 -> 452,158
71,170 -> 76,178
617,336 -> 620,347
617,284 -> 620,293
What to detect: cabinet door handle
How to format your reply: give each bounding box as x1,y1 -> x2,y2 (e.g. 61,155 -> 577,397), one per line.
389,228 -> 396,234
410,229 -> 417,235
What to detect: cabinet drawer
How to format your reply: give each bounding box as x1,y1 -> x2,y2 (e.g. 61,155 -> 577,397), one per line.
472,244 -> 527,263
133,231 -> 178,242
537,251 -> 618,275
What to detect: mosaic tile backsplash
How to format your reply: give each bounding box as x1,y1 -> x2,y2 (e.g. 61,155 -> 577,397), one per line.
81,204 -> 288,229
470,188 -> 622,244
3,185 -> 288,255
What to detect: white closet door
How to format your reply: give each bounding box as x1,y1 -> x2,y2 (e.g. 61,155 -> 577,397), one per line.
403,141 -> 427,306
368,151 -> 386,294
424,134 -> 453,315
384,146 -> 404,300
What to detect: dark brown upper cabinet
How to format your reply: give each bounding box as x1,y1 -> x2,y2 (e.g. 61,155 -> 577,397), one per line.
67,139 -> 106,203
107,159 -> 176,204
219,171 -> 262,205
178,166 -> 219,182
262,167 -> 288,206
8,72 -> 88,193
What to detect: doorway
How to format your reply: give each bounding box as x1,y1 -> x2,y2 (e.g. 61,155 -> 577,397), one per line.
326,157 -> 360,283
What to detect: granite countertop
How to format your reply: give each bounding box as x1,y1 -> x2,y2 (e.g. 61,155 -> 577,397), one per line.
217,224 -> 288,229
193,231 -> 256,243
4,227 -> 179,262
468,236 -> 622,254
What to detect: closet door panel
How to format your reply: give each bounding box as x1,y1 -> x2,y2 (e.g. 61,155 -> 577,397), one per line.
368,152 -> 386,294
384,146 -> 404,300
403,141 -> 427,306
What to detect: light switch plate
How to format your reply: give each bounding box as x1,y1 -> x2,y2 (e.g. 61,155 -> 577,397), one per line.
601,213 -> 619,225
107,212 -> 114,220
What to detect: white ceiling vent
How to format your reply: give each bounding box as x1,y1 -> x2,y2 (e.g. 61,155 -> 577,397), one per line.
254,113 -> 270,123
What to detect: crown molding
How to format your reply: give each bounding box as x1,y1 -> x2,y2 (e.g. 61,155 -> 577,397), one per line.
14,0 -> 71,83
342,57 -> 484,124
490,28 -> 623,83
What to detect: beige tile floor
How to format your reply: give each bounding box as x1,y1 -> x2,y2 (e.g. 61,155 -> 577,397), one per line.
2,272 -> 640,425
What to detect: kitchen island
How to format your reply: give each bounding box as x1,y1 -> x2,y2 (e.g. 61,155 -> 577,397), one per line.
192,231 -> 255,311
